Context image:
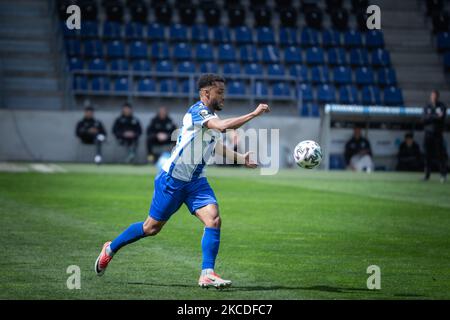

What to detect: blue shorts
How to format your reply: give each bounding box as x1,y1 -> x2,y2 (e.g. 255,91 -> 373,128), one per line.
149,170 -> 218,221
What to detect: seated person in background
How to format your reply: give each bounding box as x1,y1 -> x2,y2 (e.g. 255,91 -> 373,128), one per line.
146,106 -> 177,164
396,132 -> 423,172
112,102 -> 142,163
344,126 -> 374,172
75,106 -> 106,164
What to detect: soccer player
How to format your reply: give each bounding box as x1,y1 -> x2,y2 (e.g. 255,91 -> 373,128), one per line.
94,74 -> 270,288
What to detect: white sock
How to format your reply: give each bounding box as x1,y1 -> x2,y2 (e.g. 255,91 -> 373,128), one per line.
106,245 -> 114,257
201,268 -> 214,276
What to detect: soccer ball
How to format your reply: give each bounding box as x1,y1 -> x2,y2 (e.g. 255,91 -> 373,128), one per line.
293,140 -> 323,169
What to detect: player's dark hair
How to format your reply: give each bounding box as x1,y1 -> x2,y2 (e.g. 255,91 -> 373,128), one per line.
197,74 -> 225,91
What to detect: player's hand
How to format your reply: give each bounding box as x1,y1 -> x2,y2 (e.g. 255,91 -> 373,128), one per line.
243,152 -> 258,169
253,104 -> 270,117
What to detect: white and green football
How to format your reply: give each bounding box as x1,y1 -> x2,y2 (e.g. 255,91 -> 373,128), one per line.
293,140 -> 323,169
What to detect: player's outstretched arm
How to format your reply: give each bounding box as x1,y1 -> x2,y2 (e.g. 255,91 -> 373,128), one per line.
215,140 -> 258,169
205,104 -> 270,132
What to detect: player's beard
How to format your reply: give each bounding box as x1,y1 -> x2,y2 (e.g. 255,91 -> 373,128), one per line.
210,98 -> 223,111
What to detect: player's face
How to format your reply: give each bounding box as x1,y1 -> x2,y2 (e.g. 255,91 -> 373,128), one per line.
208,82 -> 225,111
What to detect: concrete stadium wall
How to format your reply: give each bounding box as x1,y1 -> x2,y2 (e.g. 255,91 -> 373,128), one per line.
0,109 -> 320,166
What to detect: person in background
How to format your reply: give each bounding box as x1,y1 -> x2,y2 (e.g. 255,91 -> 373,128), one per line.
112,102 -> 142,163
396,132 -> 423,172
146,107 -> 177,164
422,89 -> 448,183
344,125 -> 374,172
75,106 -> 106,164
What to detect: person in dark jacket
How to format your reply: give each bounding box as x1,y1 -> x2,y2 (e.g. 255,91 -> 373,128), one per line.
75,106 -> 106,164
423,90 -> 448,182
397,132 -> 423,172
112,102 -> 142,163
146,106 -> 177,164
344,126 -> 374,172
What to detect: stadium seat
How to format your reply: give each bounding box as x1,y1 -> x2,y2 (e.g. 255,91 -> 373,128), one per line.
300,28 -> 320,47
280,8 -> 297,28
322,29 -> 342,48
227,81 -> 246,96
132,59 -> 151,71
372,49 -> 391,67
91,76 -> 110,91
110,59 -> 129,71
297,83 -> 314,102
181,79 -> 193,93
173,43 -> 192,60
148,23 -> 165,41
218,44 -> 237,62
160,79 -> 179,93
289,64 -> 309,82
65,39 -> 81,56
267,64 -> 285,76
261,45 -> 281,63
192,24 -> 210,42
256,27 -> 276,45
234,26 -> 253,44
151,42 -> 170,60
213,26 -> 232,43
179,5 -> 197,26
253,81 -> 269,97
200,62 -> 219,73
68,57 -> 83,71
361,86 -> 382,105
80,21 -> 99,38
365,30 -> 384,49
223,62 -> 241,75
306,47 -> 325,65
377,68 -> 397,87
444,52 -> 450,71
349,48 -> 369,66
125,22 -> 145,39
196,43 -> 214,61
203,5 -> 221,27
130,2 -> 148,23
154,4 -> 173,25
344,29 -> 363,48
114,77 -> 129,92
254,6 -> 272,27
177,61 -> 196,73
73,75 -> 88,90
329,154 -> 345,170
317,84 -> 336,103
384,86 -> 404,106
338,85 -> 359,104
330,8 -> 349,31
333,66 -> 352,85
355,67 -> 375,86
169,24 -> 189,41
156,60 -> 174,73
137,78 -> 156,92
228,6 -> 246,27
310,103 -> 320,117
327,47 -> 347,66
239,45 -> 260,63
83,40 -> 103,58
272,82 -> 291,97
105,2 -> 124,22
129,41 -> 148,59
304,7 -> 323,29
88,58 -> 107,71
107,41 -> 125,58
279,28 -> 299,47
244,63 -> 264,76
311,66 -> 330,84
437,32 -> 450,52
284,46 -> 302,64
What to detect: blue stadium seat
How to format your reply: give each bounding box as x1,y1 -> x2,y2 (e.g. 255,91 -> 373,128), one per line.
289,64 -> 309,82
80,21 -> 98,38
156,60 -> 174,73
279,28 -> 299,47
301,28 -> 320,47
227,80 -> 247,96
114,77 -> 129,92
329,154 -> 345,170
191,24 -> 210,42
234,26 -> 253,44
196,43 -> 214,61
272,82 -> 291,97
300,103 -> 310,117
256,27 -> 276,45
66,39 -> 81,56
169,24 -> 188,41
132,59 -> 151,71
239,45 -> 260,63
444,52 -> 450,71
355,67 -> 375,86
261,45 -> 281,63
88,58 -> 107,71
177,61 -> 196,73
68,57 -> 83,70
103,21 -> 122,39
349,48 -> 369,66
338,85 -> 359,104
311,66 -> 330,84
181,80 -> 193,94
372,49 -> 391,67
107,41 -> 125,58
361,86 -> 382,105
137,78 -> 156,92
267,64 -> 285,76
310,103 -> 320,117
200,62 -> 219,73
125,22 -> 145,39
91,76 -> 110,91
173,43 -> 192,60
129,41 -> 148,59
333,66 -> 352,85
73,75 -> 88,90
327,47 -> 347,66
284,46 -> 302,64
344,29 -> 363,48
244,63 -> 264,76
62,21 -> 78,38
151,42 -> 170,60
218,44 -> 237,62
160,79 -> 179,93
437,32 -> 450,52
322,29 -> 342,48
213,26 -> 232,43
148,23 -> 165,41
384,86 -> 403,106
253,81 -> 269,96
317,84 -> 336,103
83,40 -> 103,58
297,83 -> 314,102
377,68 -> 397,86
306,47 -> 325,65
223,62 -> 241,75
110,59 -> 129,71
365,30 -> 384,49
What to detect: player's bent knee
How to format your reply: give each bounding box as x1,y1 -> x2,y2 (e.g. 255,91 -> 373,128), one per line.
143,218 -> 165,236
208,215 -> 221,228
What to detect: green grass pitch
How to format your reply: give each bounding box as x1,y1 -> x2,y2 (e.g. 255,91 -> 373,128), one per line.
0,164 -> 449,299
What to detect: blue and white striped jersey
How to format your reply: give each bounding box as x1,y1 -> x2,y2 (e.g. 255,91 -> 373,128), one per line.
162,101 -> 219,181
